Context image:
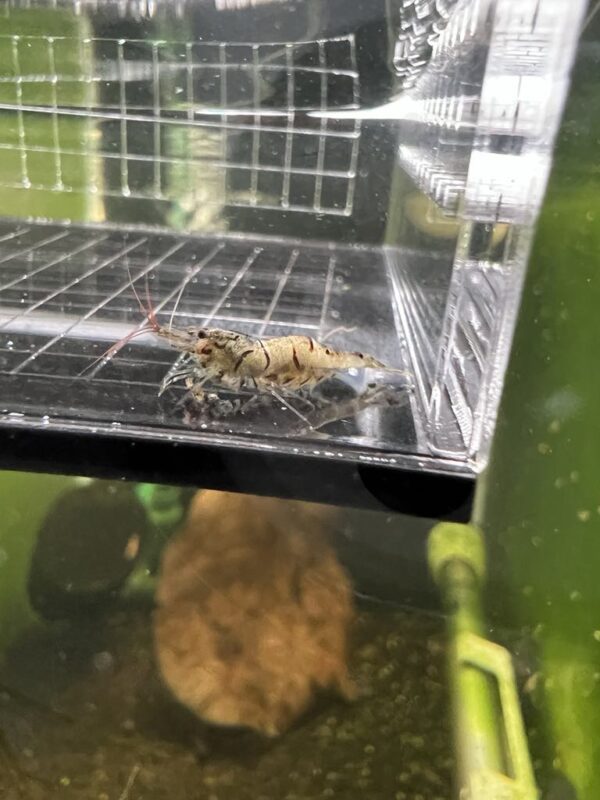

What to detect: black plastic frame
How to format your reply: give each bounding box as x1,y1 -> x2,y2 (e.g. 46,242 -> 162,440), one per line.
0,424 -> 474,520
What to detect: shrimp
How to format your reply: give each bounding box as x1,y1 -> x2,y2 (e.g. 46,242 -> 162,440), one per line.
92,273 -> 408,423
159,327 -> 389,396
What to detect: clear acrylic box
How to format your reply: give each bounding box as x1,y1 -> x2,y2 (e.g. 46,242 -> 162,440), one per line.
0,0 -> 587,497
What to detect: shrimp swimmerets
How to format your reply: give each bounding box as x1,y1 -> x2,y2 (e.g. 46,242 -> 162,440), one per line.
93,276 -> 410,422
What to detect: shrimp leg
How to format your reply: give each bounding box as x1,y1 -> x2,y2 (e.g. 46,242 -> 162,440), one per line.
159,352 -> 196,395
185,373 -> 212,403
238,393 -> 266,415
277,385 -> 317,414
269,387 -> 314,431
159,368 -> 196,396
306,384 -> 408,431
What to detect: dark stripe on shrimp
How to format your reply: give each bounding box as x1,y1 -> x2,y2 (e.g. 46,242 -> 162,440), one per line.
234,349 -> 253,372
292,346 -> 301,371
306,336 -> 314,352
258,339 -> 271,371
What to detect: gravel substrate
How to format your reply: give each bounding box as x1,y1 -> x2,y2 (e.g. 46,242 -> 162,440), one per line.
0,604 -> 453,800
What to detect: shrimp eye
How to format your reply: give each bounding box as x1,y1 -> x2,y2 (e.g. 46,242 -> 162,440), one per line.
196,330 -> 207,339
357,352 -> 364,359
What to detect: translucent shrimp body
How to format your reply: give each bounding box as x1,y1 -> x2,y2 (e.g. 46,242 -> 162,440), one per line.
91,273 -> 400,408
157,325 -> 387,393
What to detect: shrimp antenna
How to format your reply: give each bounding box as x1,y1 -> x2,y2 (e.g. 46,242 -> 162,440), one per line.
126,263 -> 148,318
168,277 -> 187,333
126,263 -> 160,332
79,323 -> 154,377
321,325 -> 357,343
80,264 -> 158,379
144,276 -> 160,330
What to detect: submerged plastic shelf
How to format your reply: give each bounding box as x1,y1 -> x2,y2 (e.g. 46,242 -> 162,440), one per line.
1,0 -> 583,516
0,220 -> 473,518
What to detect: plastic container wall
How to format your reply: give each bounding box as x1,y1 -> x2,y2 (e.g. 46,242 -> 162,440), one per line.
0,0 -> 587,480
